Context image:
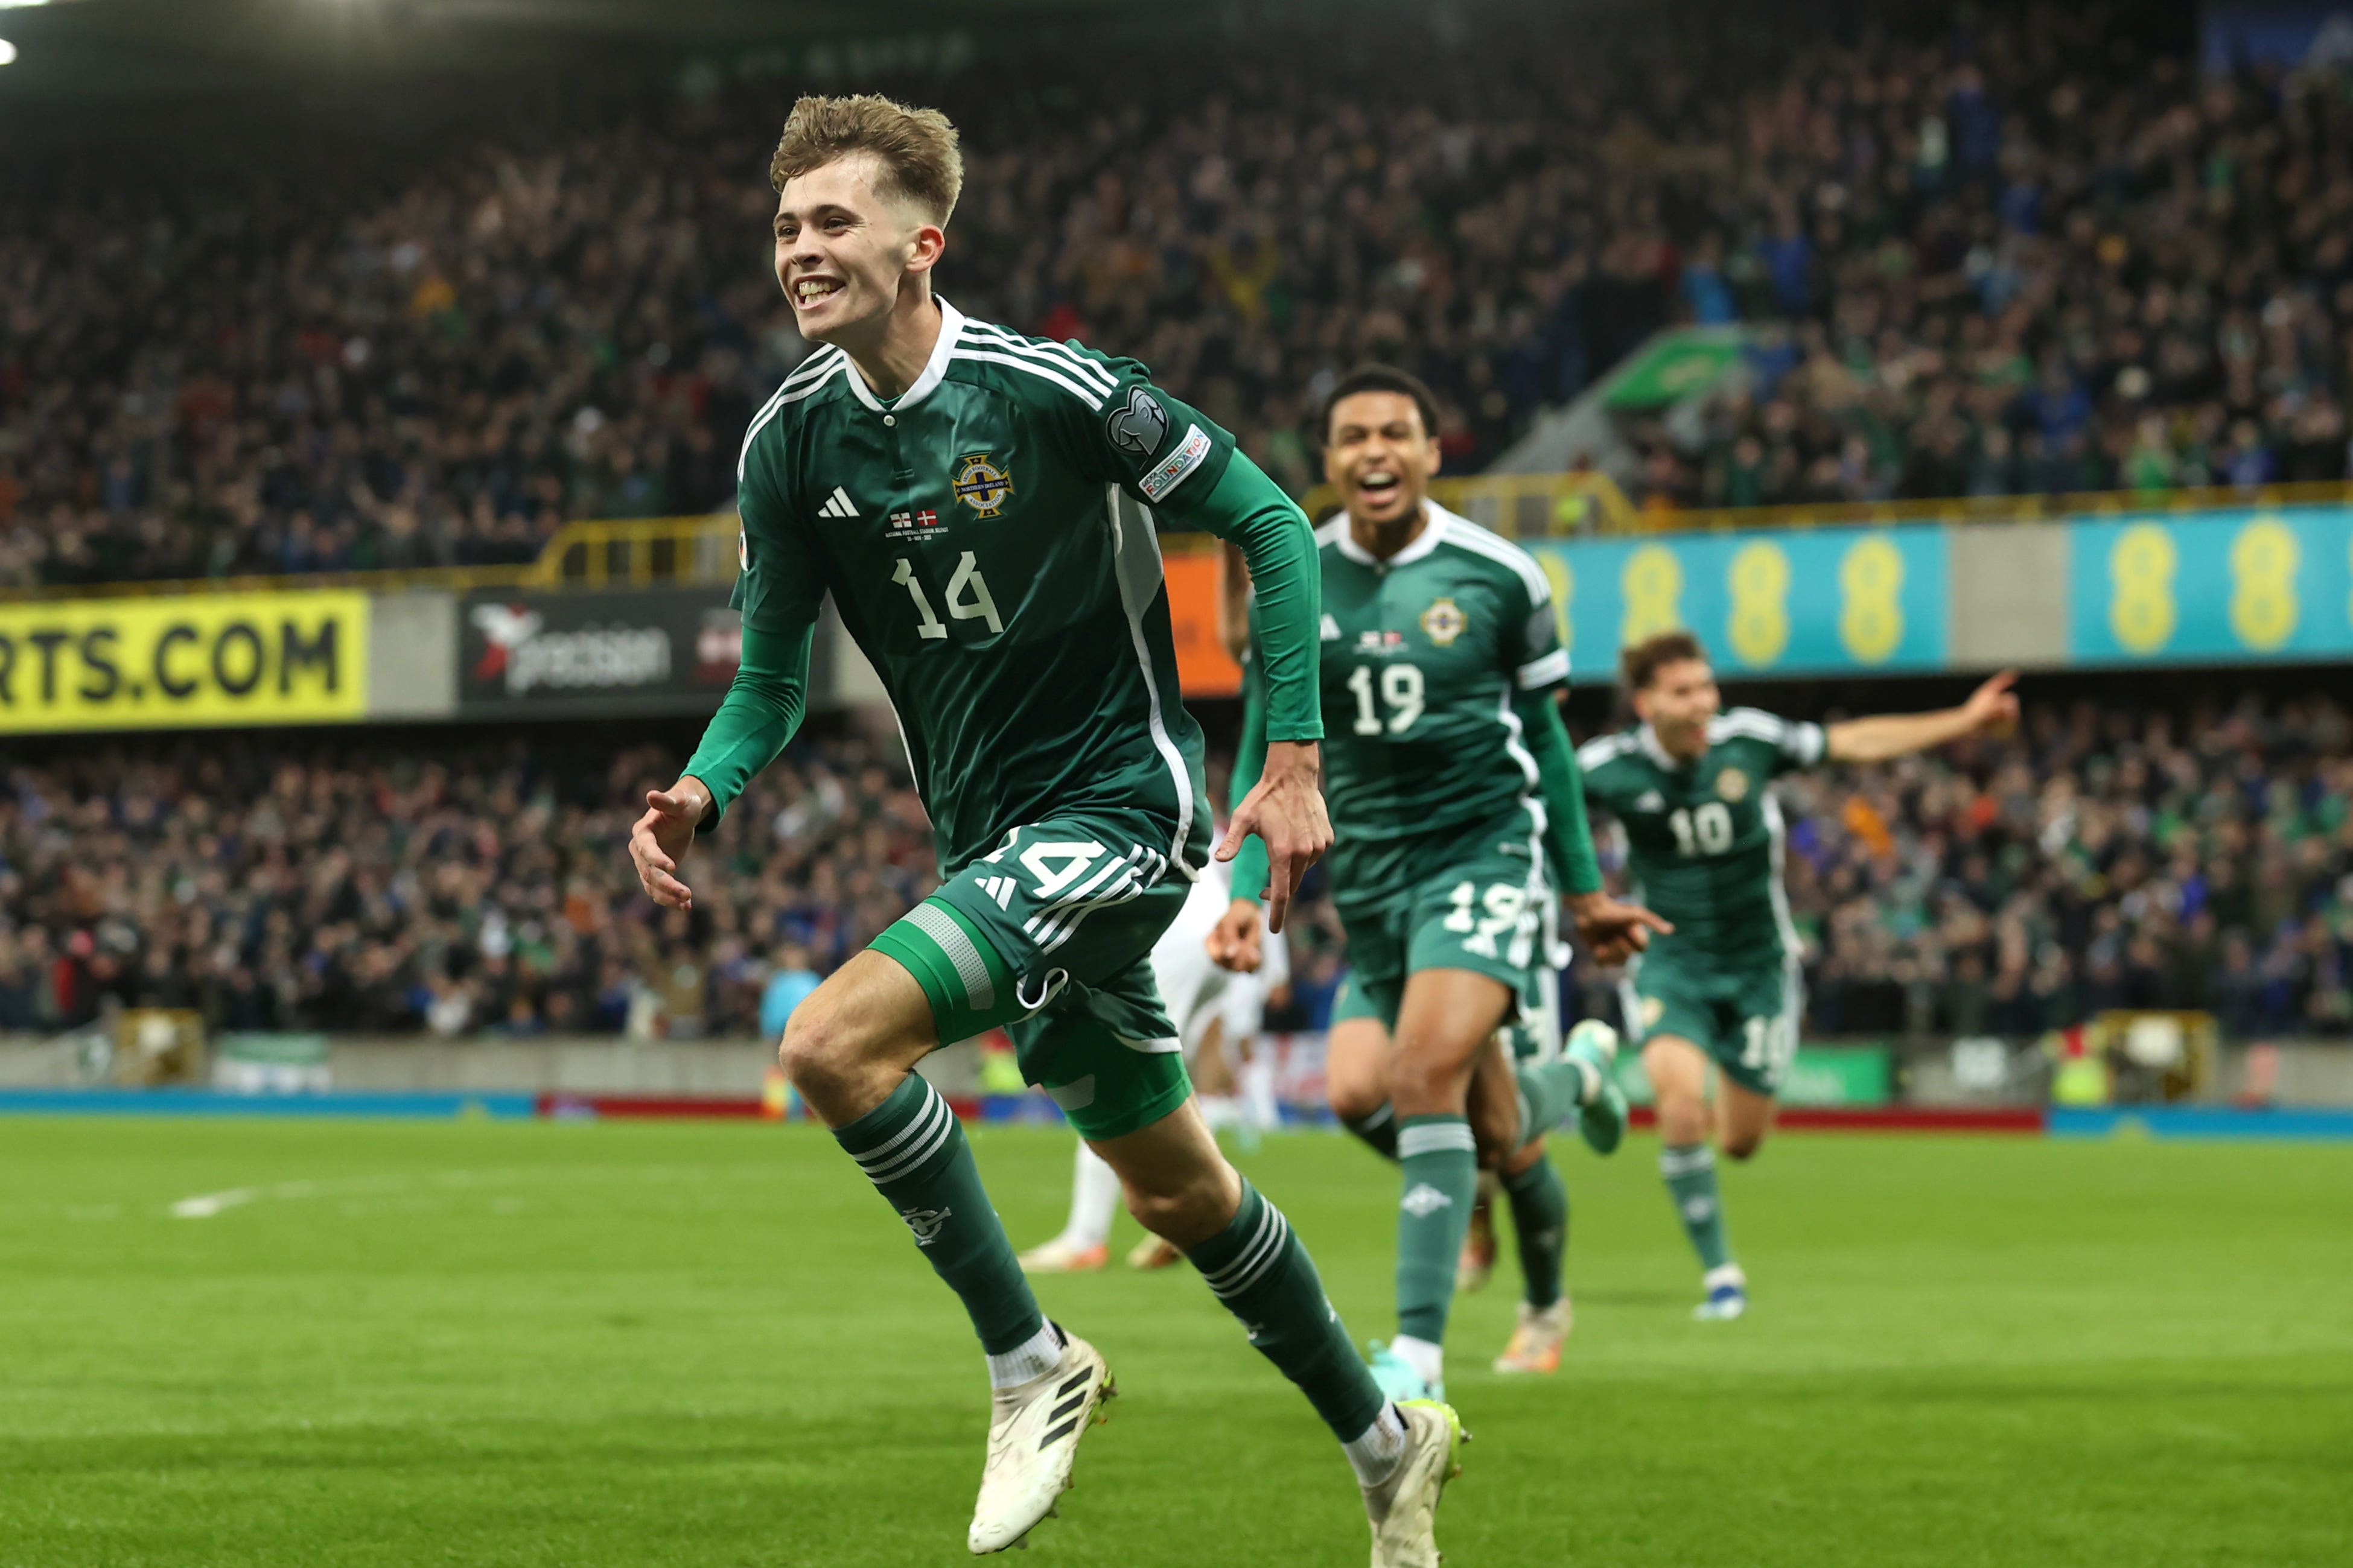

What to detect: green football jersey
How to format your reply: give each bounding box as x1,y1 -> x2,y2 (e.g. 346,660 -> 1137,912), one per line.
1576,709 -> 1826,967
731,300 -> 1238,874
1310,503 -> 1568,846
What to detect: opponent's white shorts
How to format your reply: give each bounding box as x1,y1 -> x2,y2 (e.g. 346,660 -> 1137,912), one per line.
1150,868 -> 1236,1061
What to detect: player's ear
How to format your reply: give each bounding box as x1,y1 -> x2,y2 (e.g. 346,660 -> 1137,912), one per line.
904,220 -> 947,277
1423,434 -> 1442,480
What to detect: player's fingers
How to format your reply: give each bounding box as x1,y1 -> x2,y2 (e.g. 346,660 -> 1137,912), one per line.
1265,851 -> 1293,933
1214,808 -> 1250,863
646,789 -> 690,816
1638,908 -> 1675,934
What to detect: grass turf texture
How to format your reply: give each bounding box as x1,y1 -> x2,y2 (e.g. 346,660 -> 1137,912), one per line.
2,1119 -> 2347,1567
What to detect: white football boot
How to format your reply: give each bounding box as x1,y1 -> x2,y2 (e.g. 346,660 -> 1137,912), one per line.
967,1328 -> 1115,1554
1361,1398 -> 1466,1568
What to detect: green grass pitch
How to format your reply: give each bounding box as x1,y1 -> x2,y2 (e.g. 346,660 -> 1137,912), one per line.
3,1116 -> 2348,1567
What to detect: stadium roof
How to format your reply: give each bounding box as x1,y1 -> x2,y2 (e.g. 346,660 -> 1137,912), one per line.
0,0 -> 1148,103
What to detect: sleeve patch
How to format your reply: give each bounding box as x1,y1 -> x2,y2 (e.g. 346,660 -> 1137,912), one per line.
1104,386 -> 1171,459
1139,424 -> 1214,501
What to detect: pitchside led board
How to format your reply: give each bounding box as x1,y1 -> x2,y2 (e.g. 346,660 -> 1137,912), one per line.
1526,526 -> 1950,682
2068,507 -> 2353,666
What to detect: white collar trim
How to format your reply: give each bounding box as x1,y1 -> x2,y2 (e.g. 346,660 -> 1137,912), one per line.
1331,500 -> 1452,569
843,297 -> 964,413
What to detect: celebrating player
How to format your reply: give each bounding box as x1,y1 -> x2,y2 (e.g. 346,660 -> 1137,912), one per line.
629,98 -> 1461,1562
1211,366 -> 1667,1403
1579,634 -> 2019,1319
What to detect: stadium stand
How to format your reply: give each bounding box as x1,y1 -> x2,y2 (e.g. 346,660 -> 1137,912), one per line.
7,3 -> 2345,589
5,691 -> 2350,1044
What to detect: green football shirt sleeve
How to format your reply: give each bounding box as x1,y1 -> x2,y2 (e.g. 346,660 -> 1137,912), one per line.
728,431 -> 824,636
1226,640 -> 1272,903
1157,454 -> 1322,743
1500,554 -> 1570,694
683,621 -> 812,830
1517,690 -> 1603,895
1720,707 -> 1827,776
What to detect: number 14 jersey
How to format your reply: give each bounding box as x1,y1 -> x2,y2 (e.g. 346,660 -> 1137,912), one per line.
732,299 -> 1238,875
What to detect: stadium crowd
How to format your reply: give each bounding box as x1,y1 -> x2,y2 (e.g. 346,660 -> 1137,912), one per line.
4,691 -> 2351,1046
6,4 -> 2351,591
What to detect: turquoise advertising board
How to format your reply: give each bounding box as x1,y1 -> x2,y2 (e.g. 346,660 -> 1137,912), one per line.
2068,507 -> 2353,665
1530,525 -> 1950,682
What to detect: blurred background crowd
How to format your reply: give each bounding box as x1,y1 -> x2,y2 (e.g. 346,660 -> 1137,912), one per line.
8,2 -> 2352,589
7,688 -> 2351,1046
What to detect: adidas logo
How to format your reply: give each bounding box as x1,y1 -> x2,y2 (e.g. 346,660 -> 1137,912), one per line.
1634,790 -> 1666,813
1320,614 -> 1342,641
818,486 -> 859,519
976,875 -> 1017,911
1400,1183 -> 1453,1217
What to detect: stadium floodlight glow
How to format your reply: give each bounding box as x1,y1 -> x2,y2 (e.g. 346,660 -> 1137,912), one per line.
0,39 -> 16,66
0,1 -> 49,10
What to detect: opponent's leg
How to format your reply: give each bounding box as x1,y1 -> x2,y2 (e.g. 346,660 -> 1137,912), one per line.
1644,1034 -> 1743,1318
1089,1099 -> 1463,1561
1385,968 -> 1516,1399
1019,1140 -> 1118,1273
783,950 -> 1055,1377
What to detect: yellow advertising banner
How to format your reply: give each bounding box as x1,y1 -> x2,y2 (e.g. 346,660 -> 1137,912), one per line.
0,591 -> 370,732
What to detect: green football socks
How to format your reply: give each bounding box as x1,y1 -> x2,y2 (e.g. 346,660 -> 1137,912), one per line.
1511,1055 -> 1593,1149
1661,1141 -> 1734,1270
832,1074 -> 1046,1359
1501,1156 -> 1569,1310
1187,1179 -> 1387,1443
1395,1114 -> 1480,1344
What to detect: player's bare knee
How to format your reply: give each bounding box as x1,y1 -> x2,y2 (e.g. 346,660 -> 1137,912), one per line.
777,1002 -> 864,1098
1122,1169 -> 1229,1248
1389,1050 -> 1465,1117
1658,1096 -> 1710,1147
1326,1077 -> 1387,1125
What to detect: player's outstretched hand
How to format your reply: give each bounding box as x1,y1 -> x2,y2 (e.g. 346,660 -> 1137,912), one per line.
1963,670 -> 2020,736
1206,898 -> 1265,973
631,781 -> 708,910
1215,740 -> 1332,935
1567,890 -> 1673,968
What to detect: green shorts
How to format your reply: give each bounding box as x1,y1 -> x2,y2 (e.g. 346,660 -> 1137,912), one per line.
1620,946 -> 1800,1097
870,810 -> 1194,1141
1330,808 -> 1550,1036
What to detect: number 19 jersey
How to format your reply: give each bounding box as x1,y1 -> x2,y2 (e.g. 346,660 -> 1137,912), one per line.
732,299 -> 1238,875
1312,504 -> 1568,856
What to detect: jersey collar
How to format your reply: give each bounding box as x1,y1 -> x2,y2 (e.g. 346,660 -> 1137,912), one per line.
842,296 -> 965,414
1637,723 -> 1685,771
1330,500 -> 1454,570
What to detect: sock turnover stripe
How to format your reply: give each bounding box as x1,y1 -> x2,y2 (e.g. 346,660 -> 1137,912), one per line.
845,1080 -> 947,1167
1199,1203 -> 1289,1295
1658,1145 -> 1717,1176
1396,1121 -> 1477,1159
1205,1211 -> 1290,1300
855,1091 -> 955,1184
